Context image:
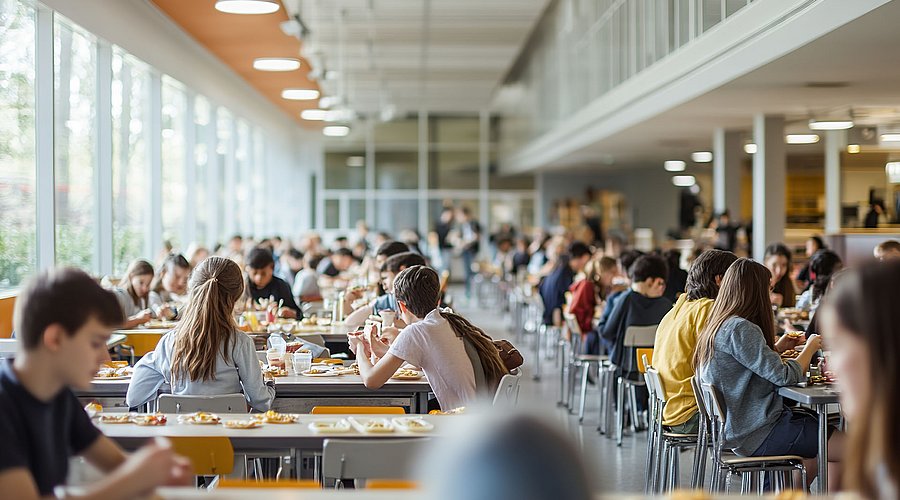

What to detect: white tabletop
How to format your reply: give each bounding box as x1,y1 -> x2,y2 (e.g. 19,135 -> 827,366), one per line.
158,489 -> 417,500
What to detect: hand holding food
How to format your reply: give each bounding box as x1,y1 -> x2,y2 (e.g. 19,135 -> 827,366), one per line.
277,307 -> 297,319
134,309 -> 153,324
803,334 -> 822,353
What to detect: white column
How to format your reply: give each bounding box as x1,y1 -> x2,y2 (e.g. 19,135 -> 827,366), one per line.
478,110 -> 490,258
417,109 -> 428,238
206,107 -> 220,248
94,40 -> 113,275
147,73 -> 163,260
35,6 -> 56,271
752,114 -> 786,260
824,130 -> 846,234
182,92 -> 197,247
365,117 -> 375,229
713,128 -> 742,219
223,120 -> 237,237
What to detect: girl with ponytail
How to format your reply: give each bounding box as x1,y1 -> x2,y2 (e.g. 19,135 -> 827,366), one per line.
797,249 -> 843,316
350,265 -> 506,410
127,256 -> 275,411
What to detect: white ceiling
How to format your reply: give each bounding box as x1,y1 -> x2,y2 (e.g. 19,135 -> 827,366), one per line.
282,0 -> 549,116
545,0 -> 900,172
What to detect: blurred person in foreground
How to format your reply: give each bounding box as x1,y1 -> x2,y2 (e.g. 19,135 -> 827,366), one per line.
820,260 -> 900,498
421,413 -> 594,500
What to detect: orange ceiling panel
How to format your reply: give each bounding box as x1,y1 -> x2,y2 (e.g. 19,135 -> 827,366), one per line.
151,0 -> 318,127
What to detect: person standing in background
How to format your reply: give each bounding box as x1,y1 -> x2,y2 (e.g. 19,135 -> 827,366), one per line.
435,206 -> 455,275
456,206 -> 482,301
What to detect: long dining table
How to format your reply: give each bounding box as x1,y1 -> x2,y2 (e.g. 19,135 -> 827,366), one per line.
77,374 -> 434,414
777,384 -> 840,494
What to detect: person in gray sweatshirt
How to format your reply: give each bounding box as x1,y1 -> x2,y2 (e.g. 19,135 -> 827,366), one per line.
695,258 -> 843,489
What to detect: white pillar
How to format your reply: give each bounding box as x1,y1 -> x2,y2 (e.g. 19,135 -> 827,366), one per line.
35,6 -> 56,271
147,73 -> 163,260
752,114 -> 786,260
713,128 -> 742,219
824,130 -> 846,235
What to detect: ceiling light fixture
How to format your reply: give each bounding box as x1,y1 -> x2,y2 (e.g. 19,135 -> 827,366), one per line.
744,143 -> 758,154
847,144 -> 861,154
881,134 -> 900,142
785,134 -> 820,144
214,0 -> 280,15
323,125 -> 350,137
887,162 -> 900,184
281,88 -> 320,101
691,152 -> 713,163
672,175 -> 696,187
809,119 -> 854,131
346,156 -> 365,167
664,160 -> 686,172
300,109 -> 328,121
252,57 -> 301,71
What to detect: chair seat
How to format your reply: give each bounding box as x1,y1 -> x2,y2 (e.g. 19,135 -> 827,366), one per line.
574,354 -> 607,362
661,432 -> 698,439
721,453 -> 805,467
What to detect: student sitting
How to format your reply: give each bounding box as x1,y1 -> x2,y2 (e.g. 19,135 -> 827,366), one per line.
0,268 -> 190,499
127,256 -> 276,412
654,249 -> 737,434
343,251 -> 426,331
277,248 -> 304,288
820,260 -> 899,498
764,243 -> 797,308
292,252 -> 322,302
874,239 -> 900,261
538,242 -> 592,327
244,247 -> 302,319
316,247 -> 356,278
568,256 -> 616,338
662,249 -> 688,303
112,259 -> 155,328
592,249 -> 643,338
695,258 -> 842,488
350,266 -> 506,410
148,253 -> 191,320
600,254 -> 672,370
797,249 -> 843,316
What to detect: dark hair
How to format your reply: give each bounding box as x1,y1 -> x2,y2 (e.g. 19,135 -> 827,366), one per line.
307,253 -> 325,270
631,254 -> 668,283
824,261 -> 900,497
809,235 -> 826,251
123,259 -> 155,307
392,265 -> 441,318
383,251 -> 427,273
876,239 -> 900,254
619,249 -> 644,278
287,248 -> 303,260
663,249 -> 681,269
15,268 -> 124,351
152,253 -> 190,294
335,236 -> 348,242
810,249 -> 842,301
764,243 -> 796,307
375,240 -> 410,258
230,234 -> 243,241
246,247 -> 275,269
685,249 -> 738,301
334,248 -> 355,258
567,242 -> 591,259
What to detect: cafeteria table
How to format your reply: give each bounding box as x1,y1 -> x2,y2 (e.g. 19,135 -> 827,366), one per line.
77,374 -> 433,414
777,384 -> 840,493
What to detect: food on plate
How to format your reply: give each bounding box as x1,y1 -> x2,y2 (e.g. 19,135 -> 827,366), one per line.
299,315 -> 319,326
84,401 -> 103,417
254,410 -> 298,424
132,414 -> 168,426
100,361 -> 129,369
304,367 -> 331,375
780,349 -> 800,359
99,414 -> 132,424
313,358 -> 343,365
392,369 -> 423,379
224,420 -> 261,429
392,417 -> 434,432
262,366 -> 289,377
429,407 -> 466,415
784,331 -> 804,339
94,366 -> 133,379
808,375 -> 827,385
178,411 -> 221,425
308,419 -> 351,433
363,420 -> 391,431
349,417 -> 394,433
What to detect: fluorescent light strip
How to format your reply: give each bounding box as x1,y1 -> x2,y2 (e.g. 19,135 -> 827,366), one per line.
809,119 -> 854,131
744,144 -> 757,154
691,151 -> 713,163
786,134 -> 820,144
215,0 -> 280,14
672,175 -> 696,187
323,125 -> 350,137
301,109 -> 328,121
282,88 -> 320,101
664,160 -> 686,172
881,134 -> 900,142
253,58 -> 301,71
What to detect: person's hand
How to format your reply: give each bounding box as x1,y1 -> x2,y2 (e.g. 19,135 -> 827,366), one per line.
344,287 -> 364,302
802,334 -> 822,353
393,317 -> 408,329
277,307 -> 297,319
349,336 -> 372,360
775,332 -> 805,352
379,325 -> 401,345
366,326 -> 390,359
157,305 -> 174,321
120,438 -> 193,493
134,310 -> 152,324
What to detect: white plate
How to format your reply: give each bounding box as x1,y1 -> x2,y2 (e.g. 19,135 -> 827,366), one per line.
308,419 -> 352,434
93,375 -> 132,381
348,416 -> 395,434
301,370 -> 340,377
392,416 -> 434,433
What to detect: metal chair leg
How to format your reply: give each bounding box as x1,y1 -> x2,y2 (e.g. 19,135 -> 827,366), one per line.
578,362 -> 590,422
616,377 -> 625,446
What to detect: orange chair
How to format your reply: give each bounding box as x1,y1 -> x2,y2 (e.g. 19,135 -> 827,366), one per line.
367,479 -> 420,489
0,292 -> 16,338
218,479 -> 319,489
636,348 -> 654,373
311,406 -> 405,415
168,436 -> 234,476
120,331 -> 164,363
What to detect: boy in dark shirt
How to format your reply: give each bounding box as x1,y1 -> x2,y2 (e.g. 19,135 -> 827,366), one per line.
246,247 -> 303,318
0,268 -> 190,499
538,242 -> 592,326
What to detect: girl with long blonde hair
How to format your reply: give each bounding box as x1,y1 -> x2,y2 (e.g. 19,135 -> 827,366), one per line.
112,259 -> 155,328
126,256 -> 274,411
694,258 -> 842,489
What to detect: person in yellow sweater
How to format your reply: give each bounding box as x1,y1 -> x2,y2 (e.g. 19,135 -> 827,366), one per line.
654,249 -> 738,433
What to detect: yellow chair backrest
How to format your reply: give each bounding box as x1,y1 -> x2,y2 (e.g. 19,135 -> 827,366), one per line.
0,292 -> 17,338
218,479 -> 319,489
168,436 -> 234,476
367,479 -> 420,489
124,332 -> 164,357
636,348 -> 654,373
310,406 -> 405,415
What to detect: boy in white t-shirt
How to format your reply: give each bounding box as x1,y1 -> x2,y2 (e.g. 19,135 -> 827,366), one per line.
350,265 -> 507,410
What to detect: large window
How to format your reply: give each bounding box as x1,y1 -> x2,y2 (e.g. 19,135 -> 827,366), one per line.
161,77 -> 186,250
0,0 -> 36,288
111,50 -> 149,274
54,18 -> 96,270
193,95 -> 211,246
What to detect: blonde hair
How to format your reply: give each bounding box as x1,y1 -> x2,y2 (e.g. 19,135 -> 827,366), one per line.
171,256 -> 244,383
